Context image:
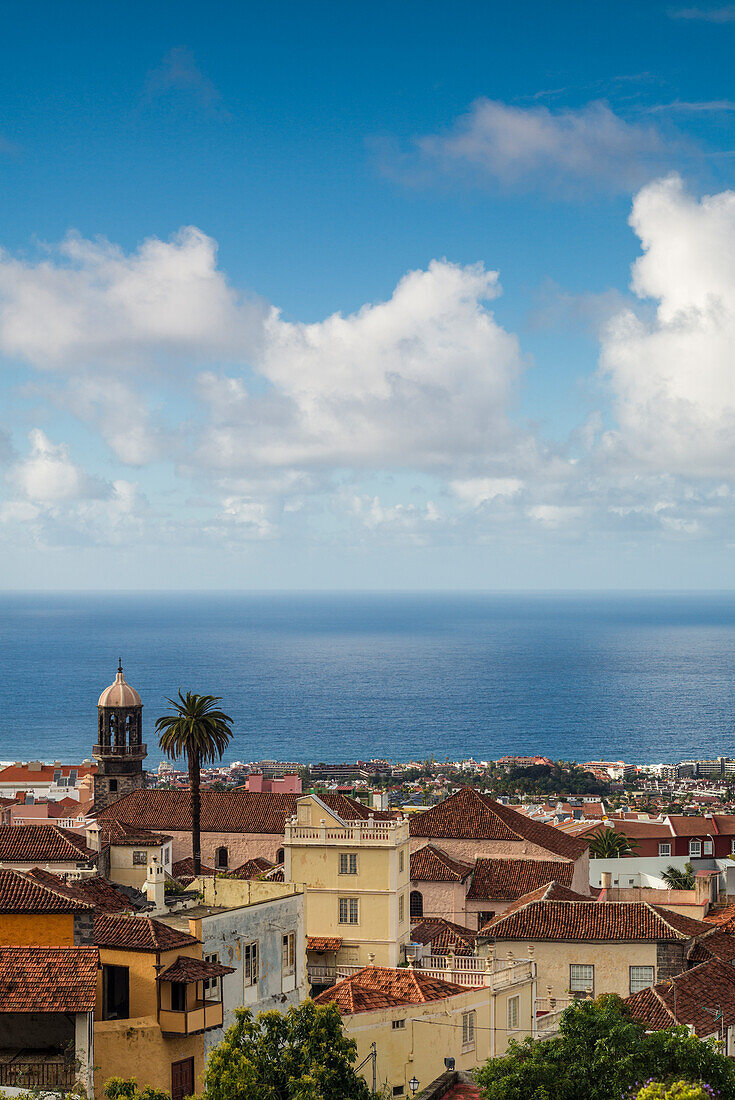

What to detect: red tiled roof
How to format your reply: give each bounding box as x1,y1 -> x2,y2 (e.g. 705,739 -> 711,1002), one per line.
227,857 -> 275,880
479,881 -> 594,929
94,913 -> 198,952
688,929 -> 735,966
307,937 -> 342,951
0,825 -> 96,863
172,857 -> 216,879
0,868 -> 93,913
0,763 -> 95,783
488,899 -> 714,942
0,946 -> 98,1012
667,815 -> 735,837
467,857 -> 574,900
409,789 -> 587,859
97,820 -> 172,847
25,867 -> 140,914
314,966 -> 468,1013
625,957 -> 735,1036
95,789 -> 392,834
411,844 -> 473,883
157,955 -> 235,982
410,918 -> 477,956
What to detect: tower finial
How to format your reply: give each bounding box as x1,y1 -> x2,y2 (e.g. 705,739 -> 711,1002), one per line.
118,657 -> 123,675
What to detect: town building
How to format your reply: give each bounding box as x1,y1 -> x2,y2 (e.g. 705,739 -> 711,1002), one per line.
285,794 -> 410,973
87,820 -> 173,889
0,761 -> 96,803
93,663 -> 147,812
625,956 -> 735,1052
244,773 -> 302,794
0,825 -> 96,874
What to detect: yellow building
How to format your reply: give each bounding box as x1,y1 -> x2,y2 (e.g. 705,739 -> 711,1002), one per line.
93,912 -> 232,1100
284,794 -> 411,970
314,961 -> 536,1097
87,820 -> 173,890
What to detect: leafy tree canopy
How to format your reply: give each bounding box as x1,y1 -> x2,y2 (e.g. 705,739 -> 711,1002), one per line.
635,1083 -> 719,1100
104,1078 -> 171,1100
204,1001 -> 371,1100
475,995 -> 735,1100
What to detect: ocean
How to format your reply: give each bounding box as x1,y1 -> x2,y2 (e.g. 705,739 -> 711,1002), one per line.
1,591 -> 734,768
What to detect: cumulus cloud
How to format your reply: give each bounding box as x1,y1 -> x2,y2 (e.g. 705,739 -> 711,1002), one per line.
9,430 -> 103,502
600,174 -> 735,476
0,227 -> 264,370
196,259 -> 524,474
397,99 -> 679,196
451,477 -> 524,507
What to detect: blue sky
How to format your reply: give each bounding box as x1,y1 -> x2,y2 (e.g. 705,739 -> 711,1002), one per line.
3,0 -> 735,588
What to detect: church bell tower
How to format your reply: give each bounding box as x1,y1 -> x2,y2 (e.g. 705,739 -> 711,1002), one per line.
93,661 -> 147,811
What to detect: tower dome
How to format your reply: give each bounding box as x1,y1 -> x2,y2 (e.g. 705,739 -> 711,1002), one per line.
98,661 -> 142,708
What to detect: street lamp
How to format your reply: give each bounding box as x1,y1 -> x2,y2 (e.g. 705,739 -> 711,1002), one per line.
409,1077 -> 420,1095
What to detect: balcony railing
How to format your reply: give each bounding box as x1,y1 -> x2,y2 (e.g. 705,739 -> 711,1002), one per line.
285,818 -> 409,846
308,957 -> 534,990
92,743 -> 147,757
159,999 -> 223,1035
0,1060 -> 75,1090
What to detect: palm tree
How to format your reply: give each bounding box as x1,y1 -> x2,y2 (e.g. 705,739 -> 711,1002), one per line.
587,827 -> 637,858
661,862 -> 695,890
155,691 -> 234,875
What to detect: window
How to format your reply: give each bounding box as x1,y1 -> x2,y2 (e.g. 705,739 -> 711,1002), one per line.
731,839 -> 735,855
399,850 -> 404,873
410,891 -> 423,920
216,846 -> 229,869
569,964 -> 594,995
704,839 -> 713,855
392,1088 -> 405,1097
398,893 -> 404,923
204,952 -> 220,998
339,897 -> 359,924
276,847 -> 285,864
629,966 -> 655,994
658,842 -> 671,856
102,964 -> 129,1021
109,779 -> 118,792
132,850 -> 147,865
282,932 -> 296,974
171,982 -> 187,1012
461,1010 -> 476,1049
164,846 -> 170,865
391,1019 -> 406,1030
689,840 -> 702,857
507,995 -> 520,1031
243,942 -> 259,988
477,911 -> 495,930
339,853 -> 358,875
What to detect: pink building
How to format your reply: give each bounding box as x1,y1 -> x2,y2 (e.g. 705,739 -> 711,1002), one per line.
245,773 -> 302,794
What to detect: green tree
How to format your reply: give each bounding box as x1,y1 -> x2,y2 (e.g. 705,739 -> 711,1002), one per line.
661,863 -> 696,890
588,827 -> 637,858
204,1001 -> 371,1100
475,995 -> 735,1100
636,1083 -> 715,1100
155,691 -> 234,875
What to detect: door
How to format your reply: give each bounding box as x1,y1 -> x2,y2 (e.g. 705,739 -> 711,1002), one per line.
171,1057 -> 194,1100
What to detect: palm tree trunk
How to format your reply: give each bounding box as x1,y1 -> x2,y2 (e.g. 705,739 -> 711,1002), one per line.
189,746 -> 202,876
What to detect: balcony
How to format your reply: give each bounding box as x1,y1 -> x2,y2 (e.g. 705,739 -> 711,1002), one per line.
0,1055 -> 75,1091
92,743 -> 147,757
285,817 -> 410,846
159,999 -> 223,1036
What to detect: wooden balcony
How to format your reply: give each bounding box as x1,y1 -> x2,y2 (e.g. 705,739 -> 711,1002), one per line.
0,1057 -> 75,1090
159,999 -> 224,1036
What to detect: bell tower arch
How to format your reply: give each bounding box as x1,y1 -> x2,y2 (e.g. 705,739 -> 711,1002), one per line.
93,661 -> 147,811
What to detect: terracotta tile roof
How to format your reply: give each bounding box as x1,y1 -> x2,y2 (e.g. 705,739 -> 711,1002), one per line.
313,965 -> 468,1013
625,957 -> 735,1036
410,918 -> 477,956
0,825 -> 96,864
0,946 -> 98,1012
157,955 -> 235,983
688,929 -> 735,966
307,937 -> 342,951
97,820 -> 172,847
94,913 -> 198,952
467,857 -> 574,900
666,815 -> 735,837
488,899 -> 714,941
704,903 -> 735,930
226,857 -> 275,880
265,864 -> 284,882
600,820 -> 673,840
24,867 -> 141,914
409,789 -> 587,859
0,868 -> 94,913
478,880 -> 592,929
0,763 -> 95,783
95,789 -> 391,834
411,844 -> 473,883
172,857 -> 216,879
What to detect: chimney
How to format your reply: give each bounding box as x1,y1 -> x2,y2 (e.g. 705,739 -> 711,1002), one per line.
600,871 -> 612,889
85,822 -> 102,852
145,858 -> 166,913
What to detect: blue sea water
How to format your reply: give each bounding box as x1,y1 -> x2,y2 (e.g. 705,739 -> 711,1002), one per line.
0,591 -> 734,767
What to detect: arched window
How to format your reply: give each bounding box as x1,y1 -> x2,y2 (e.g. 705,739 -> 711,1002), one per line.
215,846 -> 229,869
410,890 -> 423,920
276,848 -> 284,865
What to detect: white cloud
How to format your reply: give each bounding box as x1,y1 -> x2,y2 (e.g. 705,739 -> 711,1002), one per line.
409,99 -> 678,195
451,477 -> 524,508
349,494 -> 440,532
0,227 -> 263,369
526,504 -> 583,527
600,174 -> 735,475
197,259 -> 524,475
220,497 -> 275,538
9,430 -> 103,502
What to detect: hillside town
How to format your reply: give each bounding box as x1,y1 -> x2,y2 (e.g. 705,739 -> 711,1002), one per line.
1,667 -> 735,1099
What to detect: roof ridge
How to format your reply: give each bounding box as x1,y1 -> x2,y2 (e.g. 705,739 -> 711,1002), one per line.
13,868 -> 94,910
